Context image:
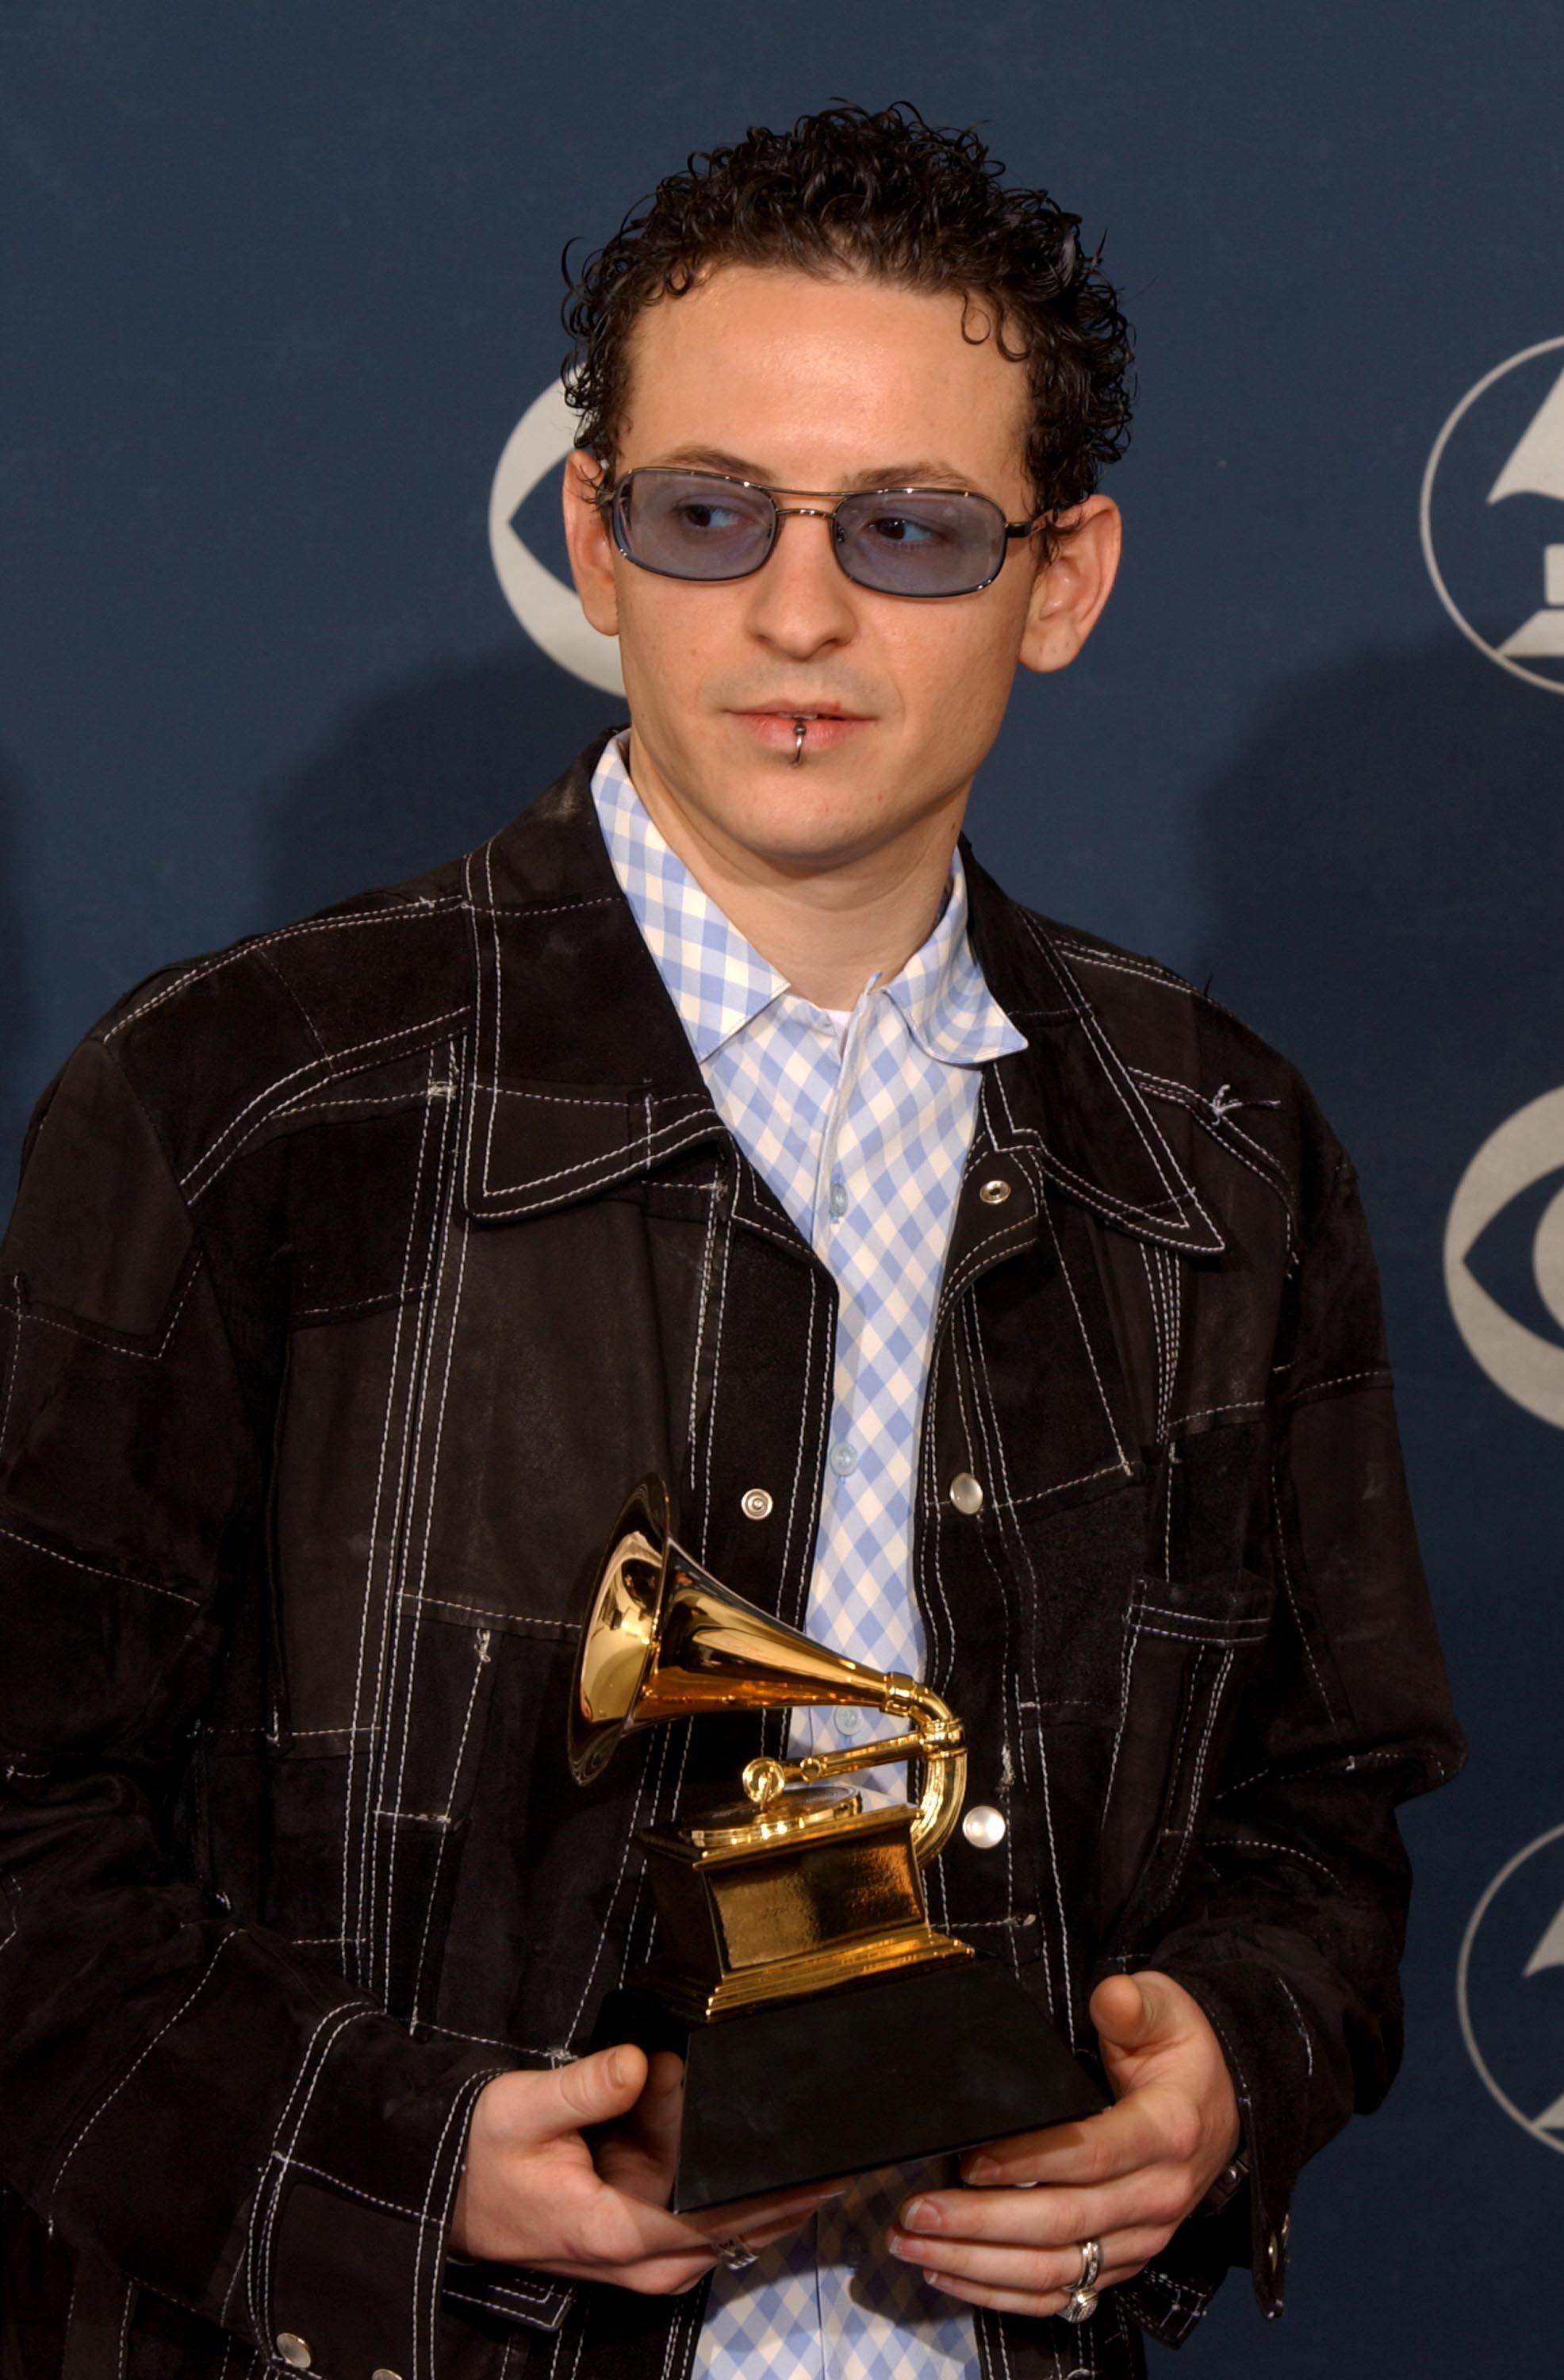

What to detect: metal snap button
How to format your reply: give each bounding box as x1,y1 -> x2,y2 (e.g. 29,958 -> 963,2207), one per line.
274,2337 -> 312,2371
948,1471 -> 984,1515
978,1178 -> 1011,1205
962,1804 -> 1006,1848
372,2370 -> 404,2380
740,1488 -> 773,1520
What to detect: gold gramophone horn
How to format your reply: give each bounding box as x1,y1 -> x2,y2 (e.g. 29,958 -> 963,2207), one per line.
570,1475 -> 968,1864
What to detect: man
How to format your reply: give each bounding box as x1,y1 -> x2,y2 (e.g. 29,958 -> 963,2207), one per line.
0,104 -> 1460,2380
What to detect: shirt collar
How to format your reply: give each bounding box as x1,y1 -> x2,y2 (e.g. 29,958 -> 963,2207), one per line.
590,733 -> 1026,1068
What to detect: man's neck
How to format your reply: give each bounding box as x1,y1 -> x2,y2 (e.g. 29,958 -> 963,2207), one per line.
623,732 -> 970,1009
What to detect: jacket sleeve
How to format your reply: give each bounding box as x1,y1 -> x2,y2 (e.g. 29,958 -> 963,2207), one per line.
1119,1136 -> 1466,2341
0,1033 -> 543,2379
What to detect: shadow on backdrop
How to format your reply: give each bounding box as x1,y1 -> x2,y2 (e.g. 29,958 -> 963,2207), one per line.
259,643 -> 625,930
1190,638 -> 1564,1377
0,752 -> 37,1182
1150,648 -> 1564,2377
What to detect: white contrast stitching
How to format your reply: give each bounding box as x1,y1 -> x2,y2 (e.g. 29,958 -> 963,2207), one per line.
1001,1458 -> 1129,1510
1288,1368 -> 1390,1399
1270,1462 -> 1332,1719
180,1008 -> 470,1195
270,2155 -> 432,2224
339,1043 -> 446,1974
0,1523 -> 200,1607
52,1940 -> 233,2192
414,2070 -> 504,2380
1166,1397 -> 1264,1429
9,1259 -> 203,1362
102,900 -> 465,1042
409,1629 -> 491,2027
403,1593 -> 574,1631
1276,1974 -> 1316,2079
474,1114 -> 725,1208
378,1080 -> 470,1996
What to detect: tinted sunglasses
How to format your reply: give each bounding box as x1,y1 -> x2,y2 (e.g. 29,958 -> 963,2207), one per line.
602,467 -> 1043,599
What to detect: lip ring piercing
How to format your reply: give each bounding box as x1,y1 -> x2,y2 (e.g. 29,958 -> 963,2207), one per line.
792,716 -> 807,765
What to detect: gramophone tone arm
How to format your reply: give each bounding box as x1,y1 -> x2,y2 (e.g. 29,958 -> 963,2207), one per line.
743,1730 -> 930,1802
741,1687 -> 968,1866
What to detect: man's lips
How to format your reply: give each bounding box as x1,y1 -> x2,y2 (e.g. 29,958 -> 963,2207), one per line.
740,704 -> 864,718
729,705 -> 872,751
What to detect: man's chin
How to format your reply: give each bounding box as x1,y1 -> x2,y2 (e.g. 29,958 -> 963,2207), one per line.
683,774 -> 916,874
627,720 -> 955,876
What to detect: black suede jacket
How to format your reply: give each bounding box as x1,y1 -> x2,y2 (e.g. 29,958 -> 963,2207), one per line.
0,736 -> 1462,2380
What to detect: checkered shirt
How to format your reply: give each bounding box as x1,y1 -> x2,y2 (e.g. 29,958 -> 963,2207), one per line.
591,739 -> 1025,2380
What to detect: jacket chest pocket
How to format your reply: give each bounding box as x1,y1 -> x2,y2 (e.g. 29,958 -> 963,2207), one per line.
1096,1572 -> 1275,1948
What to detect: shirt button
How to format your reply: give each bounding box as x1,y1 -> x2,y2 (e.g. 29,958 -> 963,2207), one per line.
835,1707 -> 864,1739
274,2337 -> 312,2370
740,1488 -> 773,1520
828,1178 -> 849,1219
962,1805 -> 1006,1848
829,1441 -> 859,1477
979,1178 -> 1011,1206
948,1471 -> 984,1514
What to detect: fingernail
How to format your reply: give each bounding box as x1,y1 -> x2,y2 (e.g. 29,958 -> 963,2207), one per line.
887,2230 -> 913,2260
965,2155 -> 999,2185
902,2198 -> 937,2232
608,2047 -> 627,2086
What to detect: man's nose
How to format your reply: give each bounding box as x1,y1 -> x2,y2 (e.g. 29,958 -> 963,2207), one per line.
740,511 -> 860,656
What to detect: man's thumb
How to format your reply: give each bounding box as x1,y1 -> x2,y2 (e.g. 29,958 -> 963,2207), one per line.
1090,1971 -> 1166,2053
546,2042 -> 649,2136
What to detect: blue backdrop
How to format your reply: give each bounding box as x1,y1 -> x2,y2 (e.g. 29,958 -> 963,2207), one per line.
4,7 -> 1562,2371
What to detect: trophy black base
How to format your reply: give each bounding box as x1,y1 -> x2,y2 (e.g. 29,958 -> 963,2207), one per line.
592,1957 -> 1106,2214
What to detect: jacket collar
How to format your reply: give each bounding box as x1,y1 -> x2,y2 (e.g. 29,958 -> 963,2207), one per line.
961,844 -> 1225,1254
462,735 -> 1223,1256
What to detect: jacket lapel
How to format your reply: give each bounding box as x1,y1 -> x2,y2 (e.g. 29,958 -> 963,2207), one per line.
461,737 -> 729,1222
963,846 -> 1225,1258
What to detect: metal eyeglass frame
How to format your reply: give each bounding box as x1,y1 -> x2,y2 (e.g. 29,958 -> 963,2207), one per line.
597,466 -> 1046,598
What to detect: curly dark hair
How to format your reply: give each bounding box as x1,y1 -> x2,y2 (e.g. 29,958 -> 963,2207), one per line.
562,102 -> 1133,547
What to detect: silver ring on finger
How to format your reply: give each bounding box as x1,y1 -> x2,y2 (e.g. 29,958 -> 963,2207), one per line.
1059,2236 -> 1102,2324
716,2237 -> 758,2273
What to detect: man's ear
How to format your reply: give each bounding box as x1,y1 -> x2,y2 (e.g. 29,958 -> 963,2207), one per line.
1018,495 -> 1121,676
562,449 -> 621,637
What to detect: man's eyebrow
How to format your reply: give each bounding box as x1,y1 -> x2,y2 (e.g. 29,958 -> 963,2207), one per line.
647,445 -> 979,493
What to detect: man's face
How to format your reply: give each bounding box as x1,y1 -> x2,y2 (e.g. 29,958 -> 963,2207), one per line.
564,263 -> 1118,876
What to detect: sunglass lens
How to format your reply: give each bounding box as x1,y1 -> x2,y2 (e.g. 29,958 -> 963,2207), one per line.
834,491 -> 1006,597
617,472 -> 776,581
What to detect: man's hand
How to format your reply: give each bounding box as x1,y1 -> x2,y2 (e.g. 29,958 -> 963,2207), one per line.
888,1971 -> 1240,2317
450,2044 -> 834,2294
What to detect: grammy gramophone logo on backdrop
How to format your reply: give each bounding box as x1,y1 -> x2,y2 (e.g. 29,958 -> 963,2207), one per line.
1422,335 -> 1564,694
1459,1824 -> 1564,2159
